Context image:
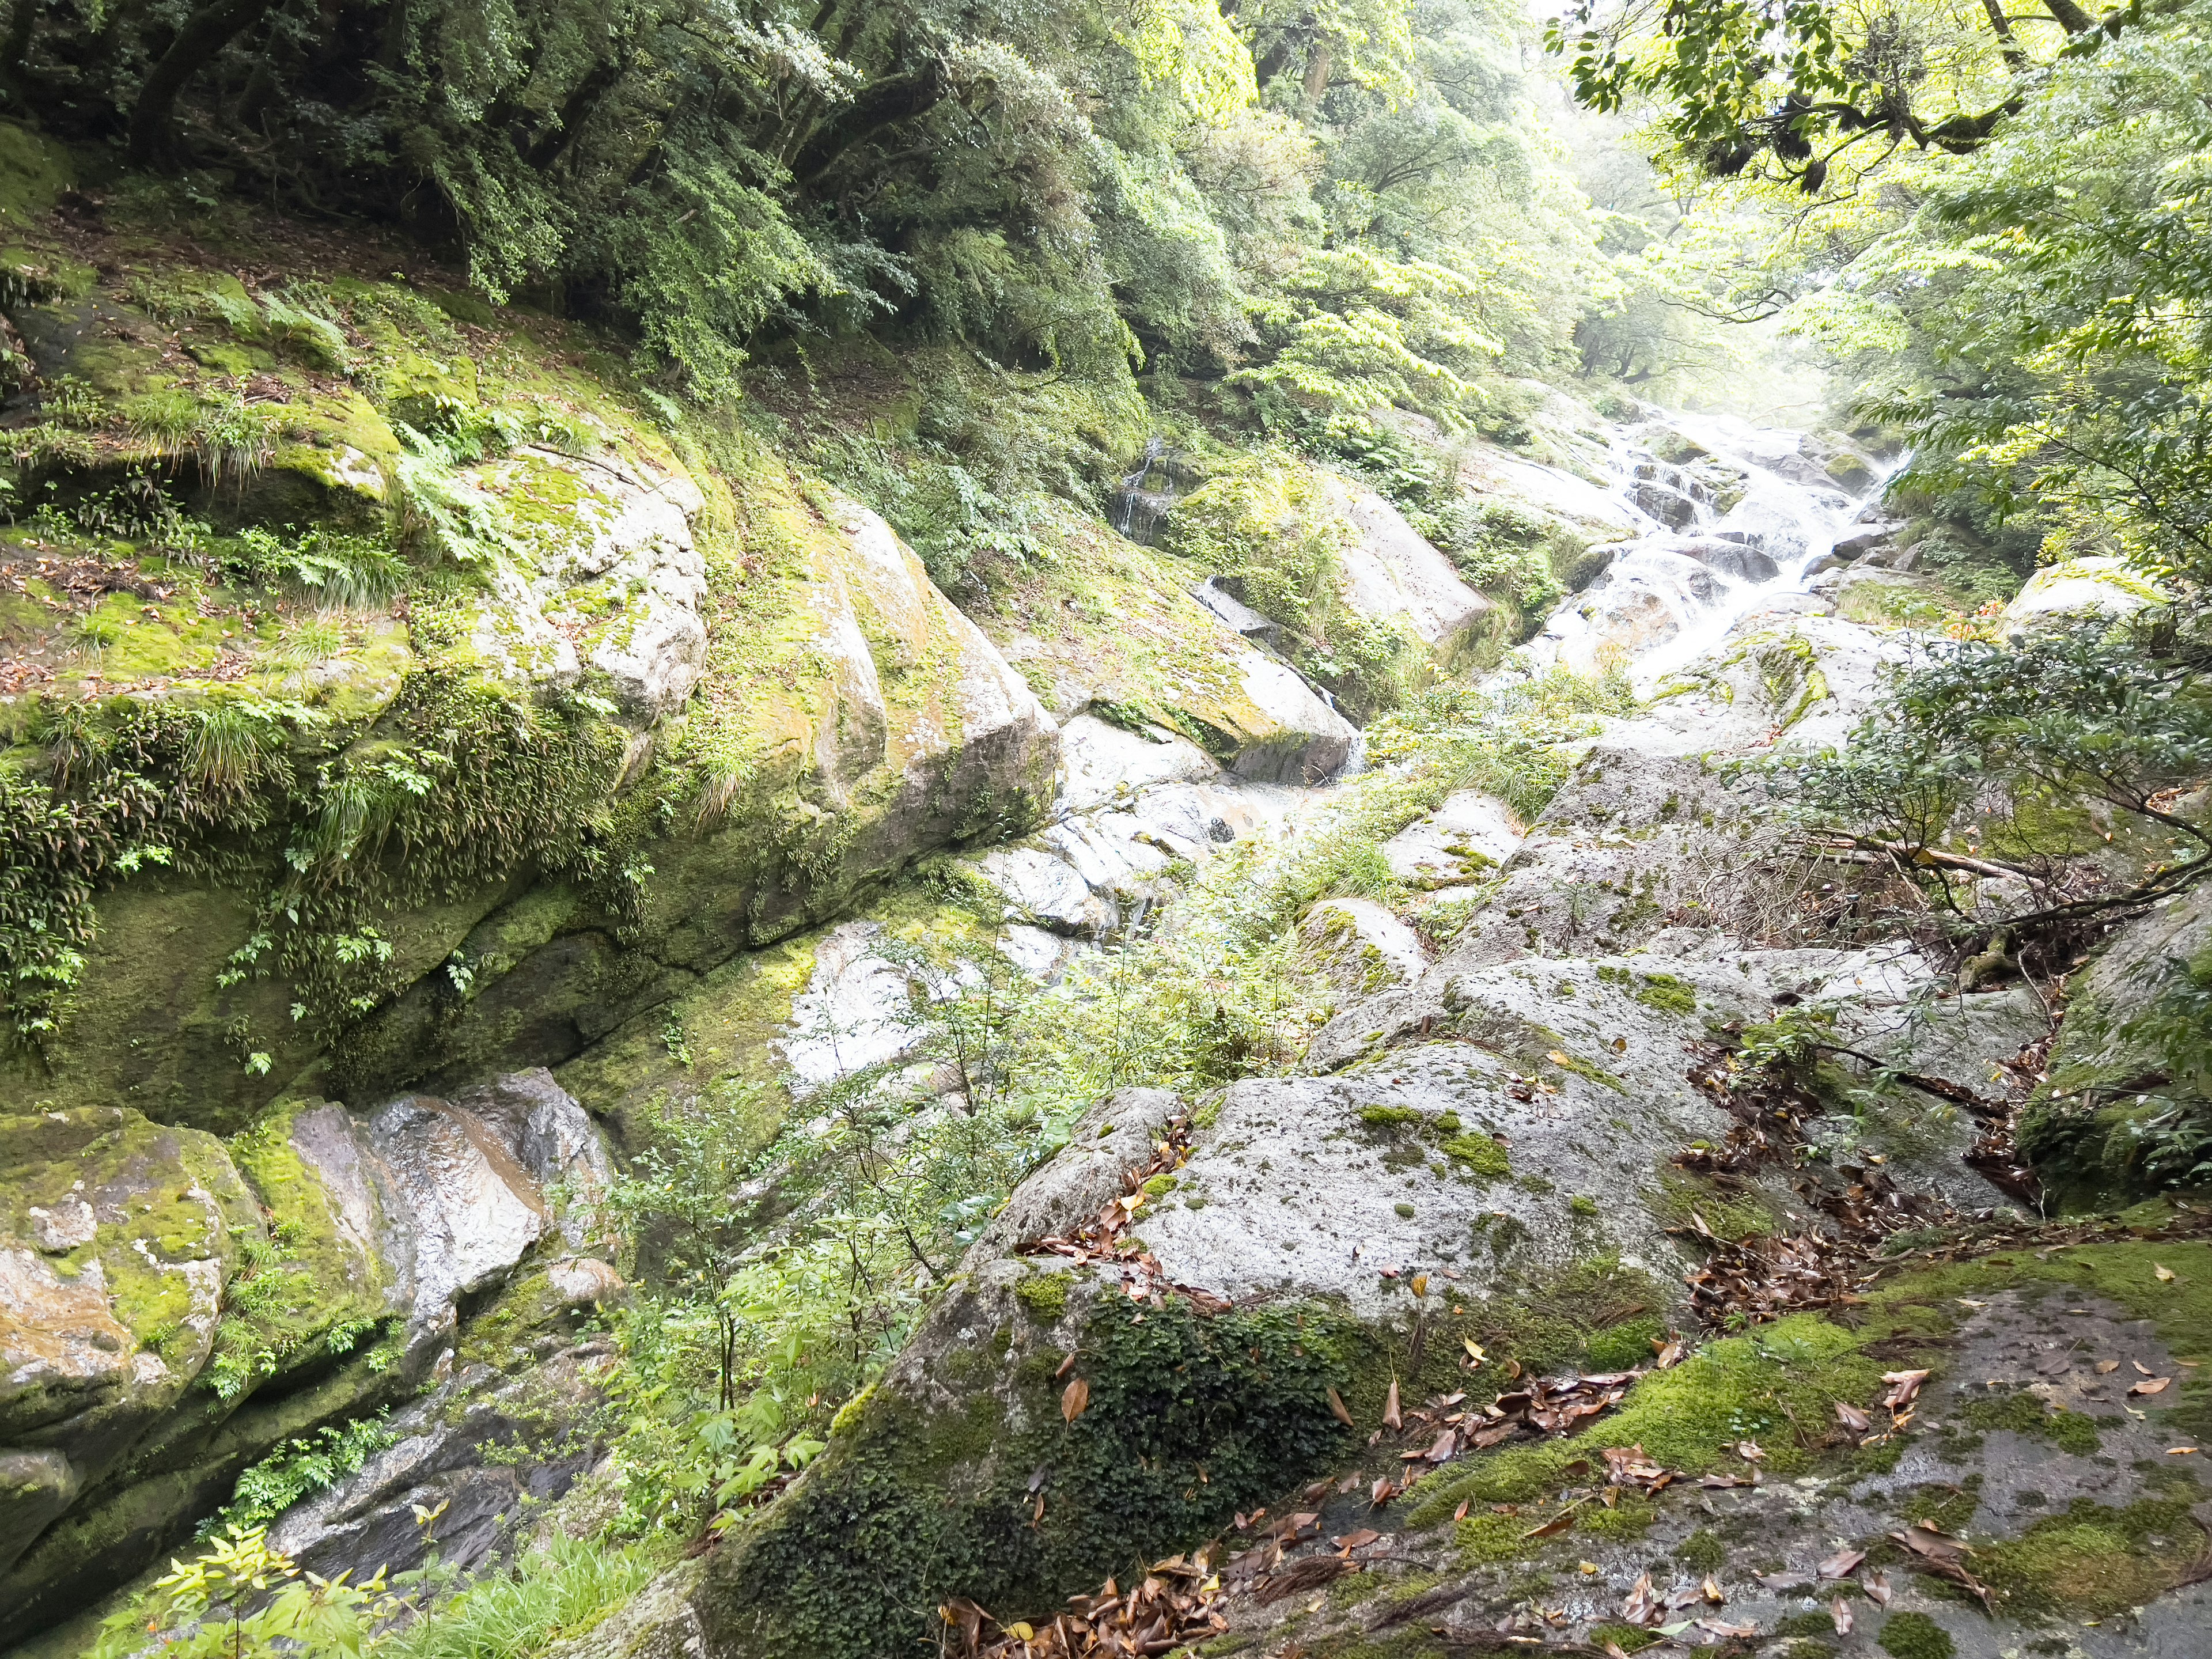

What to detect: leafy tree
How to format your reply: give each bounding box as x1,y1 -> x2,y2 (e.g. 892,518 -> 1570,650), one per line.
1774,618 -> 2212,929
1547,0 -> 2143,194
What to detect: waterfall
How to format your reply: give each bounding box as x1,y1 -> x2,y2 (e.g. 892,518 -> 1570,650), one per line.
1112,437 -> 1191,546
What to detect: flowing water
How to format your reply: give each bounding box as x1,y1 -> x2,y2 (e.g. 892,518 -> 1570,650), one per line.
1517,409 -> 1894,691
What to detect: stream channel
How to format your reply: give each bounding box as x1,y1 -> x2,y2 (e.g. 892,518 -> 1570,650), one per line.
777,406 -> 1896,1098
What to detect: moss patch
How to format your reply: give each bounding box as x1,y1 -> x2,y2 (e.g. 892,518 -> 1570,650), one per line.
1975,1495 -> 2205,1618
1014,1271 -> 1073,1323
1876,1611 -> 1956,1659
702,1293 -> 1355,1659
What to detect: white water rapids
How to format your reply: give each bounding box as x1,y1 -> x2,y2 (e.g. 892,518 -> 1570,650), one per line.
1517,408 -> 1894,692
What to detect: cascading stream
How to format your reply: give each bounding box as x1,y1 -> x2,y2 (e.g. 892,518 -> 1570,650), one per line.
1517,409 -> 1897,691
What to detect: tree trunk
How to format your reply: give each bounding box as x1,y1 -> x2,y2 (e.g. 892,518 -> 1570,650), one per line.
126,0 -> 278,165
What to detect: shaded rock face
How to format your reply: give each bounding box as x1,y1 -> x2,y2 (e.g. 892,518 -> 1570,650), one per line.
317,497 -> 1063,1110
268,1325 -> 620,1591
0,1070 -> 615,1647
2020,885 -> 2212,1206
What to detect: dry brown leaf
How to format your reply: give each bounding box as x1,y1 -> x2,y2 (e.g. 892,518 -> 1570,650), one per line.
1453,1498 -> 1470,1521
1830,1596 -> 1854,1635
1062,1377 -> 1090,1423
1521,1510 -> 1577,1540
2155,1263 -> 2176,1282
1864,1571 -> 1892,1607
1819,1548 -> 1865,1580
1834,1400 -> 1871,1433
1383,1381 -> 1403,1431
1327,1388 -> 1355,1427
1881,1369 -> 1930,1410
2131,1376 -> 2173,1395
2096,1359 -> 2121,1374
2135,1359 -> 2156,1375
1701,1575 -> 1724,1604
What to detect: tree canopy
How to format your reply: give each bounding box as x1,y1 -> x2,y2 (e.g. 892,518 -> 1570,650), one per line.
1,0 -> 1607,408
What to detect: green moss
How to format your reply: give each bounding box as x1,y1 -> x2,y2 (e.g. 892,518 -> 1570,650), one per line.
215,1097 -> 393,1392
1899,1480 -> 1981,1536
1440,1135 -> 1510,1180
1411,1312 -> 1896,1521
1014,1271 -> 1073,1323
1960,1388 -> 2100,1455
1876,1611 -> 1955,1659
1582,1316 -> 1663,1371
1360,1105 -> 1421,1128
1578,1493 -> 1656,1542
1976,1495 -> 2205,1617
1630,974 -> 1697,1016
1455,1509 -> 1543,1565
0,121 -> 73,229
1673,1528 -> 1727,1574
704,1294 -> 1354,1659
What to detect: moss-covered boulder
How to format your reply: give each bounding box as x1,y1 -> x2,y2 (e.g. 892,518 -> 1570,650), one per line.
967,501 -> 1353,782
0,1069 -> 618,1646
0,1108 -> 254,1577
2020,885 -> 2212,1209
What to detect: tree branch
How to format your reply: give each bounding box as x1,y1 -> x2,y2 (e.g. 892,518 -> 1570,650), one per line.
126,0 -> 278,165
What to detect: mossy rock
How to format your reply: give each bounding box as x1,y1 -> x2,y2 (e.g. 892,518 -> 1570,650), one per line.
0,123 -> 70,233
2020,886 -> 2211,1209
699,1286 -> 1354,1659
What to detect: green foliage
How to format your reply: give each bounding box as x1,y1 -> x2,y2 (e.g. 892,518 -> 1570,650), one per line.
1833,17 -> 2212,588
0,668 -> 630,1059
383,1537 -> 669,1659
1550,0 -> 2102,195
1762,617 -> 2212,926
205,1418 -> 398,1537
93,1527 -> 402,1659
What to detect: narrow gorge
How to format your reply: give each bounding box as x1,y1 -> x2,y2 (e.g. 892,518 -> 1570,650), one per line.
3,5 -> 2210,1658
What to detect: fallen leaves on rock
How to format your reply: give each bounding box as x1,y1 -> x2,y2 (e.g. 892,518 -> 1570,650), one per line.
1020,1117 -> 1232,1313
943,1554 -> 1226,1658
1888,1520 -> 1995,1610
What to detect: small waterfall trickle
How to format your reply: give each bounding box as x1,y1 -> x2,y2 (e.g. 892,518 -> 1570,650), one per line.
1112,437 -> 1192,546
